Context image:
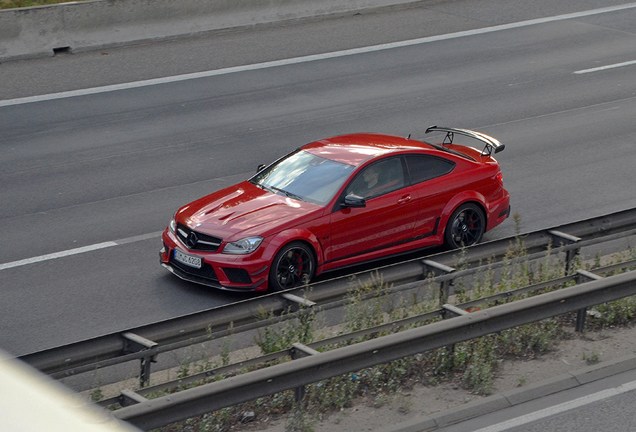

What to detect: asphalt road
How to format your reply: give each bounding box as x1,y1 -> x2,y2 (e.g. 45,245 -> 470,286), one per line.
1,0 -> 635,357
435,368 -> 636,432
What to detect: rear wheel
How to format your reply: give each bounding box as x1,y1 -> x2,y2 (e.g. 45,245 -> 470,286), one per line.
269,242 -> 315,291
445,203 -> 485,249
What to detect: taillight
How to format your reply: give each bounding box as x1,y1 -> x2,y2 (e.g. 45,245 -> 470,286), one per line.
495,172 -> 504,184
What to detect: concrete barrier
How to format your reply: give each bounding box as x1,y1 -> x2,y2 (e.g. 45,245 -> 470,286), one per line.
0,0 -> 417,61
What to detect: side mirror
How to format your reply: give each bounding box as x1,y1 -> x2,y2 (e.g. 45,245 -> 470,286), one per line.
256,164 -> 266,173
342,193 -> 366,208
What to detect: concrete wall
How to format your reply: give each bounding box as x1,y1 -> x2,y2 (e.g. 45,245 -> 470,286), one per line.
0,0 -> 416,61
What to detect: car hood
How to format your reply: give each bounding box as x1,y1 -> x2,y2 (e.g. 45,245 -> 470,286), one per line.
176,181 -> 323,240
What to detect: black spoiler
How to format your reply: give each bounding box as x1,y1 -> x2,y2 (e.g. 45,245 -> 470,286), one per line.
425,126 -> 505,156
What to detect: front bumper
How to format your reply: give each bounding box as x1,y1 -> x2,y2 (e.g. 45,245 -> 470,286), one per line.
160,229 -> 270,292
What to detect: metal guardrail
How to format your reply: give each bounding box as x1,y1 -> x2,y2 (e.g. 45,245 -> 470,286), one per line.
18,208 -> 636,382
96,258 -> 636,409
113,270 -> 636,429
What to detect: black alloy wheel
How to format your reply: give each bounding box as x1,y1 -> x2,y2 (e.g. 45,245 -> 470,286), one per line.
269,242 -> 315,291
445,203 -> 485,249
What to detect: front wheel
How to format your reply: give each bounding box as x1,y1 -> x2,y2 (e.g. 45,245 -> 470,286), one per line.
445,203 -> 485,249
269,242 -> 315,291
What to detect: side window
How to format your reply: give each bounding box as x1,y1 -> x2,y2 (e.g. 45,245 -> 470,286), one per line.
405,155 -> 455,184
346,157 -> 405,199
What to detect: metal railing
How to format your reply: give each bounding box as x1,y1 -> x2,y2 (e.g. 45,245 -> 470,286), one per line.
98,258 -> 635,410
18,208 -> 636,386
112,270 -> 636,430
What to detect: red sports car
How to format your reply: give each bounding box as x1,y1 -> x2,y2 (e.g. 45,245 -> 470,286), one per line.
160,126 -> 510,292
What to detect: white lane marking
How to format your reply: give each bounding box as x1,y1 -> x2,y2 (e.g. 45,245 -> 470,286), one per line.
1,3 -> 636,107
0,242 -> 118,270
0,231 -> 163,271
574,60 -> 636,74
470,379 -> 636,432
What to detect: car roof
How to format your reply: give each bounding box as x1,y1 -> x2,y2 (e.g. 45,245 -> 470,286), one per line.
301,133 -> 434,166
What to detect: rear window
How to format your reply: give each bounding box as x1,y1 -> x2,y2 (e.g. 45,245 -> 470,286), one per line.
405,155 -> 455,184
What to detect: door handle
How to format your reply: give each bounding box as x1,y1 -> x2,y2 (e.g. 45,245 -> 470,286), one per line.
398,195 -> 411,204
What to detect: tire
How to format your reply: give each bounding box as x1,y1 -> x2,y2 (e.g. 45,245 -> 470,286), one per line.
269,242 -> 315,291
444,203 -> 485,249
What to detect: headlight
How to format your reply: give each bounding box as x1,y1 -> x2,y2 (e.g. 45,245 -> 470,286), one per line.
169,218 -> 177,233
223,236 -> 263,255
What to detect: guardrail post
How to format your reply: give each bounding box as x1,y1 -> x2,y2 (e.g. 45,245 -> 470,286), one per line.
289,343 -> 320,402
118,389 -> 148,407
122,332 -> 158,387
441,304 -> 469,319
422,260 -> 456,307
281,293 -> 317,346
549,230 -> 582,274
440,304 -> 469,368
281,293 -> 316,309
573,270 -> 604,332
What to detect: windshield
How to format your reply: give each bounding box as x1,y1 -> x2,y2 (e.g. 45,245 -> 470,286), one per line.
250,150 -> 355,205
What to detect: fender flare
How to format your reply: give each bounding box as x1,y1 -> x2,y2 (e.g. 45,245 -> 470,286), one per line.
439,191 -> 487,237
266,228 -> 325,275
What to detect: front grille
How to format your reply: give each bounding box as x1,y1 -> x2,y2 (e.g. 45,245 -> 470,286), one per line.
176,224 -> 222,251
170,256 -> 219,283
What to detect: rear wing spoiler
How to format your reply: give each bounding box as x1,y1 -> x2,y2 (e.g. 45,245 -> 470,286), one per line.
425,126 -> 505,156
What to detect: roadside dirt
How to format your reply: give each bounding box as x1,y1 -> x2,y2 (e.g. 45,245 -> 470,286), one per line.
247,324 -> 636,432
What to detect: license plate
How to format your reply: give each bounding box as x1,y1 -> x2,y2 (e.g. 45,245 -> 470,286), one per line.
173,249 -> 202,269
